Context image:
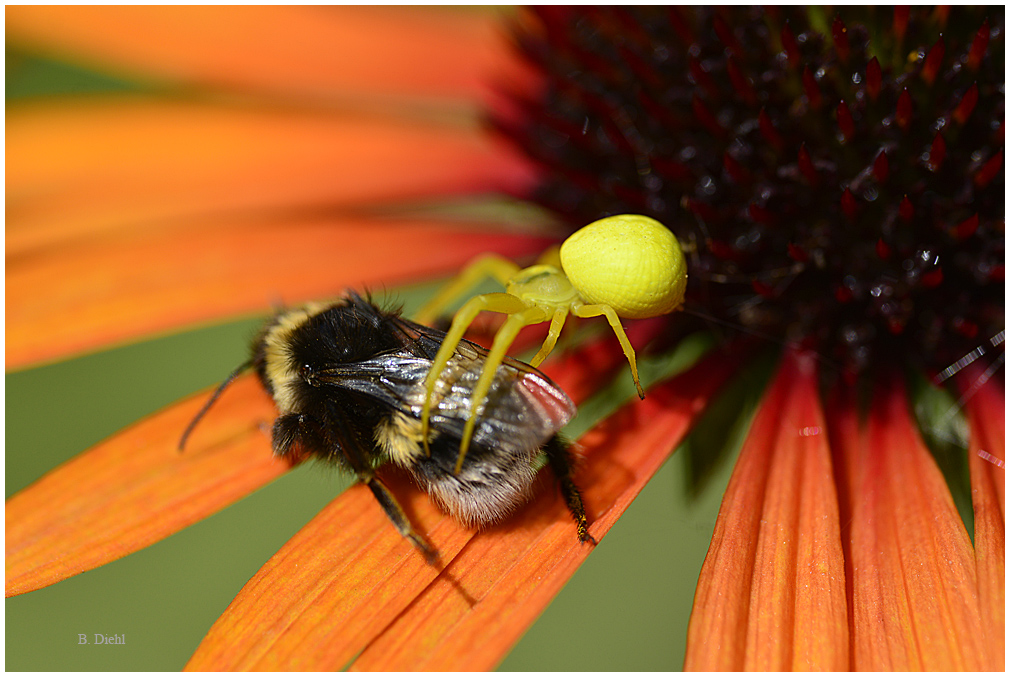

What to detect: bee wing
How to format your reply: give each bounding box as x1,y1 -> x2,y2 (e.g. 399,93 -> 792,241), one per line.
386,314 -> 556,380
315,318 -> 575,454
412,349 -> 576,448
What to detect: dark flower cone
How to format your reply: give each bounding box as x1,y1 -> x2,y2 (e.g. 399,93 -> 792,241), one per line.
497,6 -> 1004,376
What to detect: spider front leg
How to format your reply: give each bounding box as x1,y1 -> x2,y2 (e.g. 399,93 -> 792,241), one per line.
453,304 -> 550,474
420,292 -> 532,457
574,303 -> 645,399
413,255 -> 521,326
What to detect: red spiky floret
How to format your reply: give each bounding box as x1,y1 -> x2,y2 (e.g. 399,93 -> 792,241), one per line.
865,57 -> 882,101
873,151 -> 889,183
802,66 -> 824,109
926,132 -> 946,172
496,7 -> 1004,375
893,7 -> 910,43
780,21 -> 800,67
757,108 -> 784,151
832,16 -> 851,62
836,100 -> 856,141
841,188 -> 859,219
968,19 -> 991,71
895,88 -> 913,131
797,144 -> 820,186
920,38 -> 946,86
953,213 -> 980,241
953,83 -> 980,124
899,195 -> 916,223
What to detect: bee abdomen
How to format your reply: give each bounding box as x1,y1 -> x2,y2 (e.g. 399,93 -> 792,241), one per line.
410,454 -> 537,527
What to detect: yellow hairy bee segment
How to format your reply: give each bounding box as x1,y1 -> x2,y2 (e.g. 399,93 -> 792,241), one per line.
375,410 -> 426,468
560,214 -> 687,319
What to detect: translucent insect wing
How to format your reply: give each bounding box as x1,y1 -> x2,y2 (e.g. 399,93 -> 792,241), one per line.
420,345 -> 576,449
317,318 -> 576,458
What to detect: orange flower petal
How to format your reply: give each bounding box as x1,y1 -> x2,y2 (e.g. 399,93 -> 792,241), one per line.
833,373 -> 988,670
6,6 -> 525,102
7,100 -> 533,254
8,217 -> 551,367
6,376 -> 284,597
684,350 -> 848,670
183,333 -> 637,670
184,468 -> 472,671
959,365 -> 1005,670
187,342 -> 744,670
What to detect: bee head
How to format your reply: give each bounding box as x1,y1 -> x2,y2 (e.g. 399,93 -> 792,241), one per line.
254,296 -> 404,413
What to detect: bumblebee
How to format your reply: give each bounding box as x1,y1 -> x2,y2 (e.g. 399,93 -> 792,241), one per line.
180,292 -> 594,562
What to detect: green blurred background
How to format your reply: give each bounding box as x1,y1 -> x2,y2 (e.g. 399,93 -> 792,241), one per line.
5,41 -> 761,671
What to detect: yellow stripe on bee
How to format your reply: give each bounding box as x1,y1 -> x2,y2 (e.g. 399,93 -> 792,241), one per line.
261,302 -> 329,413
375,410 -> 427,468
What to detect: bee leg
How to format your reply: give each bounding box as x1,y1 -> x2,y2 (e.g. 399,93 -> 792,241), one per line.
421,292 -> 528,459
413,255 -> 521,326
455,304 -> 548,475
364,473 -> 439,565
271,413 -> 323,460
574,303 -> 645,399
543,436 -> 597,545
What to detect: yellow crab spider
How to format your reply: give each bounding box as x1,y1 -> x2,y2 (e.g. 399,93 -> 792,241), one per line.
416,214 -> 688,474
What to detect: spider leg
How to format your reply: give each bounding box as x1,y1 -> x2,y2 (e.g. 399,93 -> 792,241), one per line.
421,292 -> 529,457
534,244 -> 562,268
454,304 -> 549,475
574,303 -> 645,399
413,254 -> 521,325
528,307 -> 569,367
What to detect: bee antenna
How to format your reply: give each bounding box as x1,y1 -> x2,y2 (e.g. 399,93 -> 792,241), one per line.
178,360 -> 253,452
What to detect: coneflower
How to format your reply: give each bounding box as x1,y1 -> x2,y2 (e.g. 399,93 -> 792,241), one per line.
498,6 -> 1003,377
6,6 -> 1003,671
496,6 -> 1004,670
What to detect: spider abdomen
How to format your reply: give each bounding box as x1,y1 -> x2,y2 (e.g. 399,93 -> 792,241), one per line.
561,214 -> 687,318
